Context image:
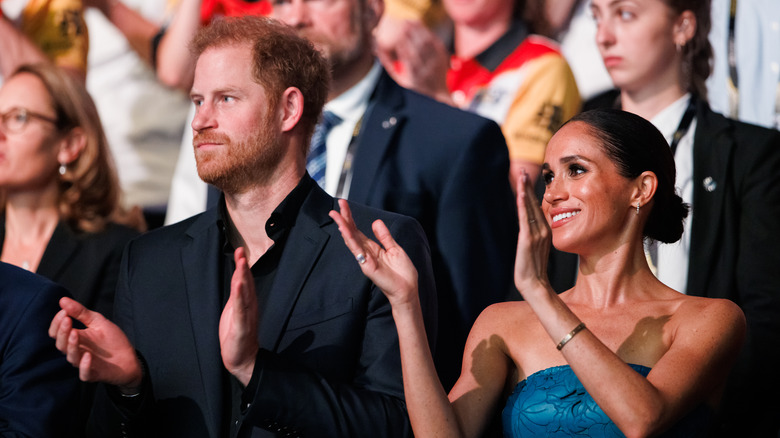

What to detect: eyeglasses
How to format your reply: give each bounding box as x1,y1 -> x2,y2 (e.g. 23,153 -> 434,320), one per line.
0,107 -> 58,134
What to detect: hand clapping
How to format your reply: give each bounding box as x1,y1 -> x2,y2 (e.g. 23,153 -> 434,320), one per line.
514,170 -> 553,299
48,297 -> 143,392
219,247 -> 260,387
329,199 -> 419,307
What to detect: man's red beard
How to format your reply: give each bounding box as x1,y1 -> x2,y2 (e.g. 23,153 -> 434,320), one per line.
193,120 -> 283,194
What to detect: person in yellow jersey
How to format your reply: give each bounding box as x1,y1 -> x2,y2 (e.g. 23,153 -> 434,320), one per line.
374,0 -> 581,191
1,0 -> 88,81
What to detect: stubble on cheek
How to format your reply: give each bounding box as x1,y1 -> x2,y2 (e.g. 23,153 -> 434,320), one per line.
193,131 -> 236,190
193,120 -> 281,194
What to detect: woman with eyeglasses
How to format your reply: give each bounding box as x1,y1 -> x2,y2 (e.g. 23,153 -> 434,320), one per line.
0,62 -> 142,435
0,62 -> 142,318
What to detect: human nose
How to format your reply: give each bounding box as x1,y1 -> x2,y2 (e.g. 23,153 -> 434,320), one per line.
543,177 -> 567,205
0,114 -> 10,137
595,18 -> 615,49
276,0 -> 309,28
191,103 -> 215,133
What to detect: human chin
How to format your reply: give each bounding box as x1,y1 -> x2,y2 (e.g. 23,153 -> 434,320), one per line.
196,150 -> 231,189
299,32 -> 337,59
550,230 -> 584,255
200,130 -> 280,192
322,35 -> 364,70
195,136 -> 244,190
604,66 -> 641,92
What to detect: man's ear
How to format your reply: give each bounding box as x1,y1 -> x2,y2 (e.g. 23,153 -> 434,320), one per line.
365,0 -> 384,31
57,127 -> 87,167
280,87 -> 304,133
632,171 -> 658,211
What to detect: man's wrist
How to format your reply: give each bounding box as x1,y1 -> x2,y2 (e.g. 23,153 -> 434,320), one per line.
118,350 -> 146,395
234,355 -> 257,388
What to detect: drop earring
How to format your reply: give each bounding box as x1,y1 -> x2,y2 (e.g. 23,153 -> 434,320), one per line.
636,203 -> 640,215
58,163 -> 66,175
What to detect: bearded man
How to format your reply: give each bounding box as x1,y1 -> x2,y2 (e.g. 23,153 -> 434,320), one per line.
49,15 -> 436,438
271,0 -> 518,391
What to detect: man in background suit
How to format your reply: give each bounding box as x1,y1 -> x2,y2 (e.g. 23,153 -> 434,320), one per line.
272,0 -> 518,390
0,262 -> 79,437
49,16 -> 436,437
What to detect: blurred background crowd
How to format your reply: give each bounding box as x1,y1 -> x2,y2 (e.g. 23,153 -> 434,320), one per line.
0,0 -> 779,436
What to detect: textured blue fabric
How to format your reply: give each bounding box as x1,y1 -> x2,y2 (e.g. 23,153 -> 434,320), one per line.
307,111 -> 341,189
502,364 -> 712,437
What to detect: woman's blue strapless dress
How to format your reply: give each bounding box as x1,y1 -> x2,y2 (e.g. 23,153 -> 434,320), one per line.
502,364 -> 712,437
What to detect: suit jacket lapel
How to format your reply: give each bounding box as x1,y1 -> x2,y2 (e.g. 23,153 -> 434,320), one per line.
181,210 -> 225,437
37,223 -> 78,287
688,101 -> 732,296
348,70 -> 406,204
258,186 -> 335,352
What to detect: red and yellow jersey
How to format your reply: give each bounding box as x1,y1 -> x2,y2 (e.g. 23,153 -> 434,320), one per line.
19,0 -> 88,74
199,0 -> 270,25
448,30 -> 581,164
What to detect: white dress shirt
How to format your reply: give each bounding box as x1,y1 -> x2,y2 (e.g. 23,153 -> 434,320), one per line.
321,61 -> 382,197
648,93 -> 696,294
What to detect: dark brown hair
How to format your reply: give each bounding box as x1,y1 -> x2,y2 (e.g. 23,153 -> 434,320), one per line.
515,0 -> 552,38
567,108 -> 689,243
665,0 -> 712,100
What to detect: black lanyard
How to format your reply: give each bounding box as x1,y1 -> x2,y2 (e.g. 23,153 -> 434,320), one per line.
612,92 -> 696,154
727,0 -> 739,90
670,96 -> 697,155
335,115 -> 364,198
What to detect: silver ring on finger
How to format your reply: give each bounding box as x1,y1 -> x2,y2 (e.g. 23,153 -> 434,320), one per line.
356,253 -> 367,264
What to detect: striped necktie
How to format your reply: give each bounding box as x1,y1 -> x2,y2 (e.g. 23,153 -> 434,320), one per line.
307,111 -> 341,189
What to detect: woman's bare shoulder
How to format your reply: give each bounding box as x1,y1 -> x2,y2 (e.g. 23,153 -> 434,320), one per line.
673,295 -> 746,342
458,301 -> 534,350
676,295 -> 744,322
474,301 -> 536,329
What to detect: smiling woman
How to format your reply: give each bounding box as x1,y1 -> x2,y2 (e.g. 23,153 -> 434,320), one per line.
584,1 -> 780,435
330,107 -> 746,437
543,109 -> 688,252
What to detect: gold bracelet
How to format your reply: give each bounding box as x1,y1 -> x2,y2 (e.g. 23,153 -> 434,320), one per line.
556,322 -> 586,351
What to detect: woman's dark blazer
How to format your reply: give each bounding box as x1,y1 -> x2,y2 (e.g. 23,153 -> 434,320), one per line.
0,220 -> 139,318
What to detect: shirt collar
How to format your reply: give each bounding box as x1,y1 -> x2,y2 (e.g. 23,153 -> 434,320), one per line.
453,19 -> 529,72
650,93 -> 692,145
216,175 -> 314,248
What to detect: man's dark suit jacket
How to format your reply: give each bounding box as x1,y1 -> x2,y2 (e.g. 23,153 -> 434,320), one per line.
348,70 -> 518,389
88,178 -> 437,438
0,220 -> 140,318
581,92 -> 780,437
0,262 -> 80,437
